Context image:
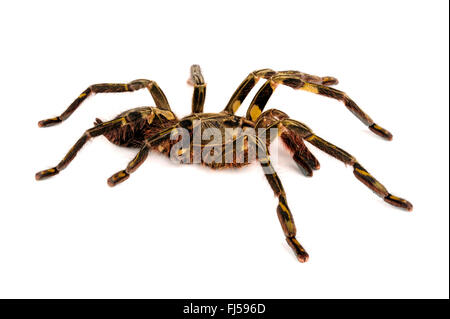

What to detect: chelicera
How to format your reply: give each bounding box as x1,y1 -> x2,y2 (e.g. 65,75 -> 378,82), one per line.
36,65 -> 413,262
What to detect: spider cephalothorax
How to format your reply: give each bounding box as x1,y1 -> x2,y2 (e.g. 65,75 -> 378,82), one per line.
36,65 -> 413,262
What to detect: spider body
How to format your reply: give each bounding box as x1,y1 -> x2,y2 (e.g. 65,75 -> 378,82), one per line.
36,65 -> 413,262
175,112 -> 258,169
100,108 -> 260,169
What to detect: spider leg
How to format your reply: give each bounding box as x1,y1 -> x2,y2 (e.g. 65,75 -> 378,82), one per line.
280,130 -> 320,177
275,70 -> 339,86
256,109 -> 320,177
222,69 -> 275,114
187,64 -> 207,113
38,79 -> 171,127
107,144 -> 150,186
107,125 -> 177,186
222,69 -> 338,115
35,117 -> 131,180
280,118 -> 413,211
245,72 -> 392,140
253,136 -> 309,262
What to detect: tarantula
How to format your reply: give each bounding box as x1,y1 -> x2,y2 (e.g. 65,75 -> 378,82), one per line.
36,65 -> 413,262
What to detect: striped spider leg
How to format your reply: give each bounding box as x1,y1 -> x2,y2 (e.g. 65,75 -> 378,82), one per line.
251,135 -> 309,262
257,109 -> 412,210
223,69 -> 391,140
38,79 -> 171,127
222,69 -> 338,115
35,115 -> 136,180
107,125 -> 178,186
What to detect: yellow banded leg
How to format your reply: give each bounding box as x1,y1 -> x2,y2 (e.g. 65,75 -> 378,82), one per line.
265,166 -> 309,262
245,70 -> 339,122
223,69 -> 276,114
35,117 -> 127,180
107,145 -> 150,187
257,140 -> 309,262
245,80 -> 278,121
107,125 -> 177,186
304,133 -> 413,211
38,79 -> 171,127
245,71 -> 392,140
277,70 -> 339,86
353,163 -> 413,211
271,74 -> 392,140
230,68 -> 337,116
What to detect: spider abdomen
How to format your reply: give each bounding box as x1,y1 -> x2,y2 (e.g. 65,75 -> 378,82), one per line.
99,107 -> 178,148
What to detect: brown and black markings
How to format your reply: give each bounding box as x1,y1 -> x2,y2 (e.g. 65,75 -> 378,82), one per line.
36,64 -> 413,263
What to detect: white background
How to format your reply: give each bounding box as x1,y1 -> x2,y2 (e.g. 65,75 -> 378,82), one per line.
0,0 -> 448,299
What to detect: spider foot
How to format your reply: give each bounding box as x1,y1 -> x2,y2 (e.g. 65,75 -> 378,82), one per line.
293,150 -> 320,177
295,161 -> 314,177
38,117 -> 62,127
369,124 -> 393,140
384,194 -> 413,211
286,237 -> 309,263
321,76 -> 339,86
107,170 -> 129,187
35,167 -> 59,180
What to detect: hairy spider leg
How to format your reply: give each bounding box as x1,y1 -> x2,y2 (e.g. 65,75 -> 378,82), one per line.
280,131 -> 321,177
223,69 -> 339,115
280,118 -> 413,210
255,109 -> 320,177
222,69 -> 275,114
35,116 -> 134,180
107,126 -> 177,186
107,145 -> 150,186
187,64 -> 207,113
272,70 -> 339,86
38,79 -> 171,127
244,72 -> 392,140
252,136 -> 309,262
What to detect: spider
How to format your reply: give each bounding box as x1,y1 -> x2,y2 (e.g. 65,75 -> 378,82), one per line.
36,65 -> 413,262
